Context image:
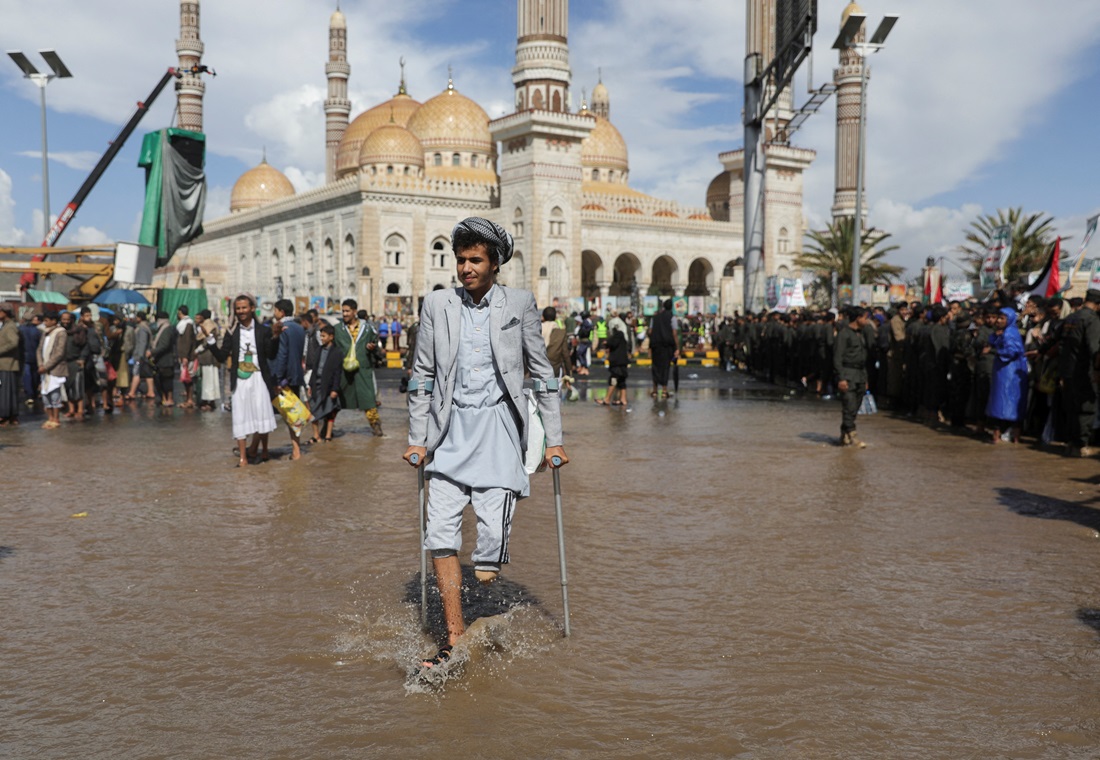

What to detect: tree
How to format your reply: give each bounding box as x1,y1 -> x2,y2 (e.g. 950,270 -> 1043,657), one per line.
796,217 -> 902,303
958,207 -> 1057,283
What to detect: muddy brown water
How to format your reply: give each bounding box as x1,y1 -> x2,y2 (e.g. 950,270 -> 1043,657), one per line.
3,371 -> 1100,758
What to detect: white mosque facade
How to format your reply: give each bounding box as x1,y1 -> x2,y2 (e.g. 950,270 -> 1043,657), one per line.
161,0 -> 838,317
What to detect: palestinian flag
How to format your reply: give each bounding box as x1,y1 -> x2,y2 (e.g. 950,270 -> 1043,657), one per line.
1027,237 -> 1061,298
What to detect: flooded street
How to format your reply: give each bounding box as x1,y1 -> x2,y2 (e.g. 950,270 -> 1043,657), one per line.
3,369 -> 1100,758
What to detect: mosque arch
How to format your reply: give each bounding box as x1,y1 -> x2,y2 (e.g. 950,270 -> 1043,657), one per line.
324,237 -> 335,274
501,250 -> 527,290
344,234 -> 356,295
610,252 -> 642,297
686,258 -> 714,297
271,248 -> 280,282
552,90 -> 562,112
581,250 -> 604,300
387,282 -> 401,294
532,89 -> 544,109
253,251 -> 262,294
512,206 -> 525,239
547,250 -> 569,302
722,258 -> 742,278
305,241 -> 316,291
549,205 -> 565,237
650,255 -> 678,296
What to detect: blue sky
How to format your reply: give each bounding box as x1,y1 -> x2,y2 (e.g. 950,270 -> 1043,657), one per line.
2,0 -> 1099,279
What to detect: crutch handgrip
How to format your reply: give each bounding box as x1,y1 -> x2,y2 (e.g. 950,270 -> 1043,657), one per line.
551,455 -> 562,467
410,452 -> 420,465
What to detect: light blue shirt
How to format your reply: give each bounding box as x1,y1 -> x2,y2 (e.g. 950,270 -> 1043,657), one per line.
427,285 -> 528,494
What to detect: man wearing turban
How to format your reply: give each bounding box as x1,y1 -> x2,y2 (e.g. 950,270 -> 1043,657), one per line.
404,217 -> 569,669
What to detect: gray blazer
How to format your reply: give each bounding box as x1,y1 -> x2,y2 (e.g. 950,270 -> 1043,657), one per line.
408,285 -> 563,454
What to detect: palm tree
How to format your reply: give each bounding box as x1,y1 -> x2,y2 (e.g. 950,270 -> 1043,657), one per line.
958,207 -> 1057,283
796,217 -> 902,303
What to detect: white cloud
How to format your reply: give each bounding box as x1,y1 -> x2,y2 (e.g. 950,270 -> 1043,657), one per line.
15,150 -> 101,171
65,225 -> 112,246
282,167 -> 325,194
0,169 -> 30,245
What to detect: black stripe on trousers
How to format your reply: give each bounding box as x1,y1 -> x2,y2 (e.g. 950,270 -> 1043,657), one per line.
498,491 -> 515,565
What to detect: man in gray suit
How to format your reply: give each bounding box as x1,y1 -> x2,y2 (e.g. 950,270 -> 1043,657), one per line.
404,217 -> 569,669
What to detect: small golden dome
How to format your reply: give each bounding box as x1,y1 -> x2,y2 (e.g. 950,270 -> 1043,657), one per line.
330,8 -> 346,29
618,207 -> 644,215
336,93 -> 422,178
581,114 -> 629,173
688,213 -> 712,221
654,210 -> 678,218
591,81 -> 609,103
407,83 -> 493,153
706,171 -> 731,205
359,123 -> 424,168
230,159 -> 295,212
582,202 -> 607,211
841,1 -> 863,22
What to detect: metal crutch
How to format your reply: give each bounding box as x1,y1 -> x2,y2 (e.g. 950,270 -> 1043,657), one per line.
410,453 -> 427,630
551,456 -> 571,637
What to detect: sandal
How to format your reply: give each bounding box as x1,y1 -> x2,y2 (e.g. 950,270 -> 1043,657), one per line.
419,645 -> 452,669
306,436 -> 320,445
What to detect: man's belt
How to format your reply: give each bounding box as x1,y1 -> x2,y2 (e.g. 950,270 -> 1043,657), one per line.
408,377 -> 434,396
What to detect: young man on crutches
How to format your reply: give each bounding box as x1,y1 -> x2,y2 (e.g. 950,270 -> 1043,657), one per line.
404,217 -> 568,670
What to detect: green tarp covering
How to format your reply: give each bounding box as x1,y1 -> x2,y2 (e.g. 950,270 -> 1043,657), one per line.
138,128 -> 207,266
26,289 -> 69,305
158,288 -> 209,325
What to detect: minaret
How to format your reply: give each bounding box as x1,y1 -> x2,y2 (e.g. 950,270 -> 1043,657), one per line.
325,7 -> 351,184
492,0 -> 593,298
591,69 -> 609,119
176,0 -> 204,132
832,1 -> 868,221
513,0 -> 571,112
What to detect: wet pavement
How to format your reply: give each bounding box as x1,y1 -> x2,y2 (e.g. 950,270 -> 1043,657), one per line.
3,368 -> 1100,758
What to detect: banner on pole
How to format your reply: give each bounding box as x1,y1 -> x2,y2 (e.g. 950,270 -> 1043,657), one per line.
1063,214 -> 1099,291
981,224 -> 1012,291
1090,260 -> 1100,291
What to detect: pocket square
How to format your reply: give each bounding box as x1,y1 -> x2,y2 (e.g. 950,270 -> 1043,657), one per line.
501,317 -> 521,330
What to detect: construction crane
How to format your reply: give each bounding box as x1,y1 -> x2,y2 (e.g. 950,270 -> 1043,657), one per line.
1,242 -> 156,303
17,64 -> 215,292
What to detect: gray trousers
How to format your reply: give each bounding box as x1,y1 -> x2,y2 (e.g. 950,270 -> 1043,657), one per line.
840,380 -> 866,434
424,474 -> 517,573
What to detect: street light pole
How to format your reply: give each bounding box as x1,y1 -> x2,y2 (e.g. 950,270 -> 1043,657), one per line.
833,14 -> 897,306
7,49 -> 73,242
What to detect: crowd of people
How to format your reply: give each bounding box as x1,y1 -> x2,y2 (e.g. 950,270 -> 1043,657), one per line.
709,289 -> 1100,455
0,298 -> 401,461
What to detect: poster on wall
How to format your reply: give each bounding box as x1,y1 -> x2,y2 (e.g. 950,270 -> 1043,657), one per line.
310,296 -> 326,313
687,296 -> 705,316
838,284 -> 853,304
615,296 -> 633,313
294,296 -> 309,316
943,280 -> 975,302
643,296 -> 660,316
888,284 -> 907,302
705,297 -> 720,315
856,285 -> 873,305
765,276 -> 779,309
672,297 -> 688,317
384,296 -> 413,317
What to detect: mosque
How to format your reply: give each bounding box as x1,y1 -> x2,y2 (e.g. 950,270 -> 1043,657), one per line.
161,0 -> 867,317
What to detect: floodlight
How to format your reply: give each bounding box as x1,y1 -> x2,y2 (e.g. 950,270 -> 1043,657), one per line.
7,51 -> 40,76
869,15 -> 899,46
832,13 -> 865,49
39,50 -> 72,78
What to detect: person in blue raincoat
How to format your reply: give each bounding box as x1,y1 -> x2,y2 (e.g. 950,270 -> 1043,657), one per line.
984,306 -> 1029,443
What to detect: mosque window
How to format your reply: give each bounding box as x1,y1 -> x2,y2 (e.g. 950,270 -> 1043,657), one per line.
592,169 -> 599,182
452,153 -> 461,167
386,165 -> 394,175
471,156 -> 478,168
549,207 -> 565,237
387,282 -> 401,294
532,90 -> 544,110
434,153 -> 442,166
778,227 -> 790,254
431,238 -> 449,269
385,233 -> 406,267
552,90 -> 562,112
608,170 -> 616,182
324,238 -> 335,273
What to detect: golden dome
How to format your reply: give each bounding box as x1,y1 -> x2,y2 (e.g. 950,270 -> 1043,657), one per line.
841,1 -> 863,22
688,213 -> 712,221
336,93 -> 422,177
618,207 -> 644,215
330,8 -> 346,29
706,171 -> 730,205
582,202 -> 607,211
654,210 -> 678,218
359,123 -> 424,167
230,158 -> 295,212
581,114 -> 628,173
407,82 -> 493,153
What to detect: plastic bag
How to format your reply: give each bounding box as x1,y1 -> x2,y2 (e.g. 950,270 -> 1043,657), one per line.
343,346 -> 360,372
523,389 -> 547,475
273,387 -> 312,435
